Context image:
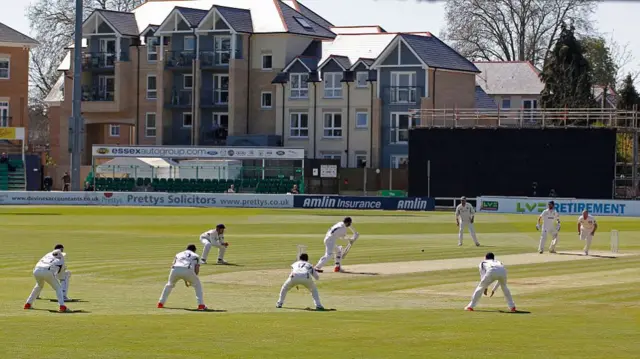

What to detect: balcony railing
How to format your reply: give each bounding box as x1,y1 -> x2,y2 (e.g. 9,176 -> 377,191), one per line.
384,86 -> 422,104
199,50 -> 242,68
410,108 -> 640,129
82,52 -> 129,70
200,89 -> 229,108
165,89 -> 193,107
165,51 -> 195,69
82,86 -> 115,101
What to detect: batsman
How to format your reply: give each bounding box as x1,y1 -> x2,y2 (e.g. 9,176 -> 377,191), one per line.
315,217 -> 359,273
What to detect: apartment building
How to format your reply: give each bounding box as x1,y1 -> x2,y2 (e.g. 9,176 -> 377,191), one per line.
46,0 -> 336,166
0,22 -> 38,134
274,30 -> 480,168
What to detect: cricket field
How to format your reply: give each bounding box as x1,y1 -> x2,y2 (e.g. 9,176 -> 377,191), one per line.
1,206 -> 639,358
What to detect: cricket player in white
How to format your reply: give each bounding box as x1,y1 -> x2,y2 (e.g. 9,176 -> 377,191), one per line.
199,224 -> 229,264
24,247 -> 70,312
315,217 -> 358,272
36,244 -> 72,301
465,252 -> 516,312
577,210 -> 597,255
157,244 -> 207,310
537,201 -> 561,253
276,253 -> 324,310
455,196 -> 480,246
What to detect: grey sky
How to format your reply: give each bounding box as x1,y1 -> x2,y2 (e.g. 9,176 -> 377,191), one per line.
2,0 -> 639,78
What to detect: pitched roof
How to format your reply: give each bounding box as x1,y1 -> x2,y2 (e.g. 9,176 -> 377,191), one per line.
473,61 -> 543,95
592,85 -> 617,107
399,34 -> 479,73
331,26 -> 386,34
215,6 -> 253,33
283,56 -> 318,72
295,1 -> 333,29
98,10 -> 139,36
0,22 -> 38,47
276,1 -> 335,38
319,55 -> 351,70
475,86 -> 497,109
175,7 -> 209,27
44,74 -> 65,105
320,33 -> 399,65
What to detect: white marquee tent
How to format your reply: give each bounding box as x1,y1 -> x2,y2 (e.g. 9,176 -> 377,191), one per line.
96,157 -> 178,178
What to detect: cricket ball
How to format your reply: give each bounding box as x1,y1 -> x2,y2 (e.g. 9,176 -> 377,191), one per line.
421,249 -> 424,252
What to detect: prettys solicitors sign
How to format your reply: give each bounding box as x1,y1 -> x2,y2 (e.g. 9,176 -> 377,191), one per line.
92,145 -> 305,160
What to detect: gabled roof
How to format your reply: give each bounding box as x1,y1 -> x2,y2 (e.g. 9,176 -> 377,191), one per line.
320,33 -> 399,65
592,85 -> 618,108
283,56 -> 318,72
294,1 -> 333,29
398,34 -> 479,73
215,6 -> 253,33
276,1 -> 335,39
318,55 -> 350,71
44,74 -> 65,106
0,22 -> 38,47
474,61 -> 543,95
475,86 -> 497,109
175,7 -> 209,27
98,10 -> 139,36
350,58 -> 375,70
140,25 -> 159,37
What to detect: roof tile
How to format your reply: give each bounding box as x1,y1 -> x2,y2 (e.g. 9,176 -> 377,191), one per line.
400,34 -> 479,73
98,10 -> 139,36
0,22 -> 38,46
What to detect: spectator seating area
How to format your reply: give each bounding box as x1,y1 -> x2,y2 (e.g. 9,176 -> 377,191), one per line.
0,160 -> 26,191
91,177 -> 301,194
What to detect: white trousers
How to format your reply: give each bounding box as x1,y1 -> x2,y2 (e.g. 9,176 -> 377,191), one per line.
539,229 -> 559,252
158,267 -> 204,306
580,230 -> 594,253
467,267 -> 515,309
277,275 -> 322,307
459,222 -> 479,245
59,270 -> 71,297
200,237 -> 226,261
26,268 -> 65,306
315,236 -> 337,269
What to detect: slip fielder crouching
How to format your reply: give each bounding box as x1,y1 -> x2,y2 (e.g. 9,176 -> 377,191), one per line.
157,244 -> 207,311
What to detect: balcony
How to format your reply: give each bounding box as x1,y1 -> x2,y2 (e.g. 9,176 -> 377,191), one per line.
200,127 -> 228,146
200,89 -> 229,109
81,86 -> 119,112
384,86 -> 422,105
199,50 -> 242,70
165,51 -> 196,70
82,52 -> 129,71
165,89 -> 193,108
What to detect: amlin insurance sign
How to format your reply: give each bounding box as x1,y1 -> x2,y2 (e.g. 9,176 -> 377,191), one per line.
476,196 -> 640,216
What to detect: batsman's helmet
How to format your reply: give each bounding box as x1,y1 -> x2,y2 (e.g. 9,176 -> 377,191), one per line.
344,217 -> 352,224
299,253 -> 309,261
548,201 -> 555,206
186,244 -> 197,252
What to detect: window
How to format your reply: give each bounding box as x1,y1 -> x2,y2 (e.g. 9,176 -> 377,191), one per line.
355,154 -> 368,168
261,91 -> 272,108
501,98 -> 511,109
390,72 -> 417,103
390,113 -> 417,143
145,113 -> 156,137
323,113 -> 342,138
183,112 -> 193,128
109,125 -> 120,137
214,36 -> 231,65
184,36 -> 195,52
294,17 -> 313,30
323,72 -> 343,98
290,73 -> 309,98
147,37 -> 159,62
356,112 -> 368,128
391,155 -> 409,169
0,59 -> 9,79
0,101 -> 8,127
261,54 -> 273,70
146,75 -> 157,99
290,113 -> 309,138
214,74 -> 229,104
99,39 -> 116,67
356,72 -> 368,88
523,99 -> 538,109
213,113 -> 228,128
183,74 -> 193,89
98,75 -> 115,100
322,153 -> 342,160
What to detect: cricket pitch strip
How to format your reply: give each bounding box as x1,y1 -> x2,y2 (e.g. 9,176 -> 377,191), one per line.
203,251 -> 638,286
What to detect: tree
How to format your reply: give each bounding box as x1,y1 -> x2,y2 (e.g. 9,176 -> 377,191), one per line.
616,74 -> 640,110
27,0 -> 143,103
581,36 -> 617,88
441,0 -> 597,66
539,23 -> 595,108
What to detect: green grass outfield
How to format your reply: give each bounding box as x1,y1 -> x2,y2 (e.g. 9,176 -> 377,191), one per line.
1,206 -> 639,358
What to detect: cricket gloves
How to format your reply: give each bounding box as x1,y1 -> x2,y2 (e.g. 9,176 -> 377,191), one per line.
536,224 -> 540,231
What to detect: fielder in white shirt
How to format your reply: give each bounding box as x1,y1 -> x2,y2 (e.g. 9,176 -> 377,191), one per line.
36,244 -> 72,302
455,197 -> 480,246
157,244 -> 207,311
277,253 -> 324,310
465,252 -> 516,312
315,217 -> 358,272
537,201 -> 561,253
577,210 -> 598,255
199,224 -> 229,264
24,247 -> 70,312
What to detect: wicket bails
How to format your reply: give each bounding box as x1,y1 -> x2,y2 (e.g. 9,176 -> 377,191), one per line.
296,244 -> 308,259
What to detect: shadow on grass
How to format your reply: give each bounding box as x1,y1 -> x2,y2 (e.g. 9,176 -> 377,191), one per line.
471,309 -> 531,314
281,307 -> 337,312
556,252 -> 618,259
163,307 -> 227,313
47,299 -> 89,303
341,271 -> 379,276
29,308 -> 90,314
214,263 -> 244,267
0,212 -> 62,216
